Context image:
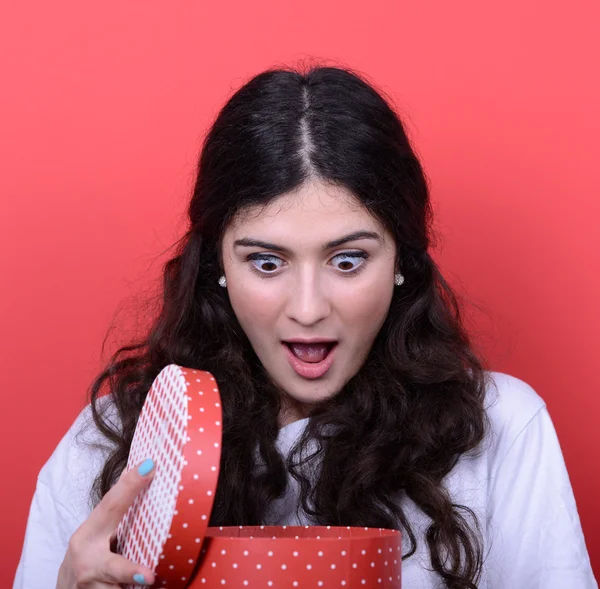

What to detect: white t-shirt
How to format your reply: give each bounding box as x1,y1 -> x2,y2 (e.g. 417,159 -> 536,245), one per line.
13,371 -> 598,588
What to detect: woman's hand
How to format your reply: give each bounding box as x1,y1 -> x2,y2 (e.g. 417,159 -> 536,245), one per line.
56,458 -> 157,588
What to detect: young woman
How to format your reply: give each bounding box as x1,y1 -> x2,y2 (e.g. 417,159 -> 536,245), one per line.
13,65 -> 597,589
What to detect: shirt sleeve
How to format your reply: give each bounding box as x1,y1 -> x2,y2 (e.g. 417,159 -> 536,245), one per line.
12,479 -> 81,589
486,405 -> 598,588
12,397 -> 119,589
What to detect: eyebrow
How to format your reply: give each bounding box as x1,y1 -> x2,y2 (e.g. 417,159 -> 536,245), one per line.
233,230 -> 382,253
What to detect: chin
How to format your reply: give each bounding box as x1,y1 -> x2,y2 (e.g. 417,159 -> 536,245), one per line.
286,380 -> 342,405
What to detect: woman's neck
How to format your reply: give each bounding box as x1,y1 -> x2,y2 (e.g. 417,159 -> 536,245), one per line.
278,397 -> 312,428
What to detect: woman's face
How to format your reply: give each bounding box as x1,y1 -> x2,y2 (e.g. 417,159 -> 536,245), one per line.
220,181 -> 398,425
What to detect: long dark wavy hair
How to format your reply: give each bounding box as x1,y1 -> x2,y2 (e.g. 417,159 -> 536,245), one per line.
89,62 -> 492,588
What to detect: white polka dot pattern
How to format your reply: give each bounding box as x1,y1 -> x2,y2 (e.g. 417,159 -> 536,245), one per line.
194,526 -> 402,588
117,365 -> 222,588
117,364 -> 402,588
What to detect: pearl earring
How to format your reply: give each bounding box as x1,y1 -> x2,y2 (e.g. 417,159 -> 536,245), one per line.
218,275 -> 227,288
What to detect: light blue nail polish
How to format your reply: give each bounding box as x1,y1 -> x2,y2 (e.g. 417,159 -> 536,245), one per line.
133,573 -> 147,585
138,458 -> 154,476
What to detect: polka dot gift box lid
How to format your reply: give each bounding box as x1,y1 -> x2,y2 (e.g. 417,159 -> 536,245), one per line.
116,364 -> 402,588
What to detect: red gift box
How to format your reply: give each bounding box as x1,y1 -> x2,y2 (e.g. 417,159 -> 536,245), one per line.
117,365 -> 402,588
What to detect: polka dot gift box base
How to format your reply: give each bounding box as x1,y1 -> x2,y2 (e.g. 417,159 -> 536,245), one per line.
116,364 -> 402,588
196,526 -> 401,588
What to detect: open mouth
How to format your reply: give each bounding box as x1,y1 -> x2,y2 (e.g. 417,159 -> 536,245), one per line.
281,341 -> 338,379
283,341 -> 337,363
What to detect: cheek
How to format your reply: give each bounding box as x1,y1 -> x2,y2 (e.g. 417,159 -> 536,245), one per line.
337,280 -> 394,332
228,282 -> 281,335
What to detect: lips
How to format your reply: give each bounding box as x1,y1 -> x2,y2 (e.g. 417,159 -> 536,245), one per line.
282,340 -> 338,379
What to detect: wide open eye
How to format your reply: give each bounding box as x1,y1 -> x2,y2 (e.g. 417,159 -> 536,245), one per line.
331,252 -> 369,273
247,253 -> 284,274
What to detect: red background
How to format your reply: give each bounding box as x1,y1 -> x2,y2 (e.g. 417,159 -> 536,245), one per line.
1,0 -> 598,583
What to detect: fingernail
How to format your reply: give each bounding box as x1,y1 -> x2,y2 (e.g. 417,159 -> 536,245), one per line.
133,573 -> 150,585
137,458 -> 154,477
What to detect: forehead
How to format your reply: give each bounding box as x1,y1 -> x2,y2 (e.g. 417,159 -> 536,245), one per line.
224,182 -> 386,242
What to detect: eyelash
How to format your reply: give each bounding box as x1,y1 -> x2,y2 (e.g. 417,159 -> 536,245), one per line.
246,251 -> 370,279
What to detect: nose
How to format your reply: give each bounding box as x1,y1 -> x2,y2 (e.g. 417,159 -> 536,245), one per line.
284,267 -> 331,326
